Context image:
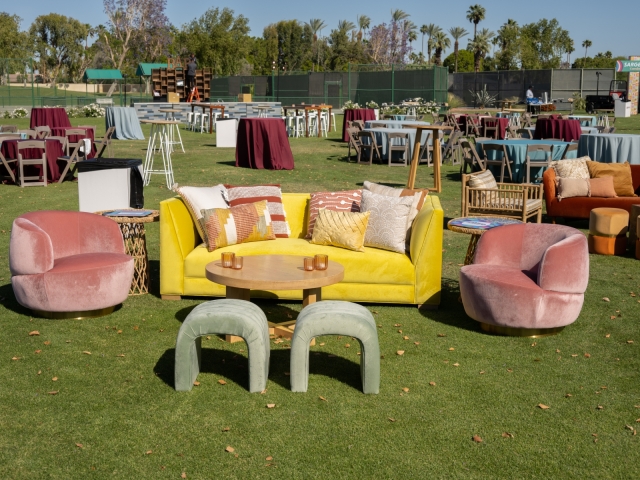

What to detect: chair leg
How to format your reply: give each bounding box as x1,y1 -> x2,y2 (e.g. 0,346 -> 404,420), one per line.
526,161 -> 530,184
58,161 -> 71,184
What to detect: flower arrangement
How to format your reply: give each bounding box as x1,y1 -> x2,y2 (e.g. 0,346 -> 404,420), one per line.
365,101 -> 379,109
416,100 -> 440,115
2,107 -> 29,119
342,100 -> 361,110
65,106 -> 84,118
83,103 -> 106,117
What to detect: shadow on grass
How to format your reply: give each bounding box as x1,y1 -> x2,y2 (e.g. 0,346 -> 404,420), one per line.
0,282 -> 30,316
217,160 -> 237,167
418,277 -> 480,333
154,346 -> 363,392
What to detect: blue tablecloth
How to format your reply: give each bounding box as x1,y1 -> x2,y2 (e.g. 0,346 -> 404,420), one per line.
105,107 -> 145,140
362,127 -> 417,161
578,134 -> 640,164
580,127 -> 600,135
476,139 -> 576,183
364,120 -> 430,129
569,115 -> 597,127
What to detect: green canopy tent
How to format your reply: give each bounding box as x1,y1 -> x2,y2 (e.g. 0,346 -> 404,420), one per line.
83,69 -> 123,99
137,63 -> 167,94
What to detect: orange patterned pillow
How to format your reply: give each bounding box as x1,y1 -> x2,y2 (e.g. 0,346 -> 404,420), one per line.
306,190 -> 362,238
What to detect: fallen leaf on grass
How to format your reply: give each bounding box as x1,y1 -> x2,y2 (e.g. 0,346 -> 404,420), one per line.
222,427 -> 230,432
414,342 -> 420,345
48,391 -> 58,395
571,354 -> 578,357
82,351 -> 91,355
394,324 -> 402,327
472,435 -> 483,443
437,333 -> 446,337
565,394 -> 573,398
145,450 -> 152,455
597,405 -> 604,410
116,354 -> 125,357
502,432 -> 514,438
265,456 -> 273,461
43,340 -> 51,345
388,418 -> 396,422
266,404 -> 275,409
448,347 -> 455,351
117,330 -> 122,334
537,404 -> 550,410
507,368 -> 513,373
605,334 -> 611,338
344,344 -> 350,348
218,379 -> 227,385
556,349 -> 561,353
37,370 -> 41,375
453,363 -> 460,367
225,446 -> 235,453
396,350 -> 405,356
34,350 -> 41,354
602,297 -> 610,302
11,356 -> 19,361
531,342 -> 537,347
319,342 -> 325,346
610,316 -> 616,320
319,396 -> 328,402
429,382 -> 436,386
181,472 -> 187,479
76,443 -> 83,448
479,371 -> 485,375
628,340 -> 634,344
402,387 -> 409,393
52,377 -> 58,382
28,331 -> 40,336
584,353 -> 591,358
260,390 -> 267,394
403,336 -> 409,340
193,381 -> 200,386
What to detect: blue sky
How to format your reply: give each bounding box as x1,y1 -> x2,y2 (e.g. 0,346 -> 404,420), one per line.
9,0 -> 637,58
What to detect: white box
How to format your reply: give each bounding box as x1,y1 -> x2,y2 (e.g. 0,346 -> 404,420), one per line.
216,118 -> 238,148
615,99 -> 631,118
78,166 -> 143,212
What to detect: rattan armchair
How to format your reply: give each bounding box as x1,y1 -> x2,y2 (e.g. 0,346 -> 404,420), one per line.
461,172 -> 543,222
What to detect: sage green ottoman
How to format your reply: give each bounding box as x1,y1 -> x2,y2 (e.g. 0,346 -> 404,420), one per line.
174,299 -> 270,393
290,301 -> 380,394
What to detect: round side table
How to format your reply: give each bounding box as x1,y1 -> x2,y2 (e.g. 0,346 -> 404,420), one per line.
448,216 -> 523,265
96,210 -> 159,295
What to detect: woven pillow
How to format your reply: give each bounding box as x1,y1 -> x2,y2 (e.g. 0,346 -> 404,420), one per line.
589,176 -> 617,198
556,177 -> 590,201
201,200 -> 275,252
360,190 -> 413,253
172,184 -> 228,243
550,157 -> 590,180
468,169 -> 498,190
306,189 -> 362,239
310,208 -> 370,252
586,161 -> 636,197
226,185 -> 291,237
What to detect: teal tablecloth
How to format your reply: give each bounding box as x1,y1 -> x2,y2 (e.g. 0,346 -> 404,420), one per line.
569,115 -> 597,127
578,133 -> 640,164
476,139 -> 576,183
105,107 -> 145,140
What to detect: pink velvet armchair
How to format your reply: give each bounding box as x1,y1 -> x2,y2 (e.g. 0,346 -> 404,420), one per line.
459,224 -> 589,336
10,211 -> 134,318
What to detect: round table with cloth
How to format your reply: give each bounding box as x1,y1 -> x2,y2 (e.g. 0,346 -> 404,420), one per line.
29,107 -> 71,129
51,127 -> 97,158
578,133 -> 640,164
342,108 -> 376,141
235,118 -> 294,170
476,139 -> 576,183
569,115 -> 597,127
0,138 -> 65,183
481,117 -> 510,139
105,107 -> 145,140
533,118 -> 582,142
456,114 -> 492,132
580,127 -> 600,135
364,120 -> 430,129
361,127 -> 417,161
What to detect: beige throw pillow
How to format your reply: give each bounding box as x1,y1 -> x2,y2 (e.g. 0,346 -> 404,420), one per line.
172,184 -> 229,243
550,156 -> 590,180
556,177 -> 590,201
360,190 -> 414,253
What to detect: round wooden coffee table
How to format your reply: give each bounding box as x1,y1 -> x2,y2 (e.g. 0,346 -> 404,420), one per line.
206,255 -> 344,342
448,216 -> 523,265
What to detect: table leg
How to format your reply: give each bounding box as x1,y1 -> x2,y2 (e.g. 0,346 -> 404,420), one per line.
316,108 -> 321,138
406,129 -> 423,189
209,107 -> 213,134
305,110 -> 309,137
432,132 -> 442,193
303,288 -> 321,307
464,234 -> 481,265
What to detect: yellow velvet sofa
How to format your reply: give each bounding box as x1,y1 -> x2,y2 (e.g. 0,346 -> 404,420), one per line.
160,193 -> 443,308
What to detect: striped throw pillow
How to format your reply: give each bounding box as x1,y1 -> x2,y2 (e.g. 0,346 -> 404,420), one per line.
226,185 -> 290,238
468,170 -> 498,190
306,190 -> 362,239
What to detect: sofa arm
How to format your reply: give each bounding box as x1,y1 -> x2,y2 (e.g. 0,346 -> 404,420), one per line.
160,197 -> 200,297
9,218 -> 54,275
538,234 -> 589,293
410,195 -> 443,306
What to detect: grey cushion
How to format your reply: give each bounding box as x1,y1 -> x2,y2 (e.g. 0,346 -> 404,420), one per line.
290,301 -> 380,394
174,299 -> 269,393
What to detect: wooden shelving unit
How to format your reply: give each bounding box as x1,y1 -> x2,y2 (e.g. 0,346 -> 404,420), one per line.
151,67 -> 212,101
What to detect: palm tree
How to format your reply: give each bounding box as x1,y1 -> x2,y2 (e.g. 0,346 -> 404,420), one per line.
565,39 -> 575,67
391,9 -> 410,23
582,39 -> 592,61
356,15 -> 370,43
338,20 -> 356,34
468,29 -> 494,72
408,30 -> 418,49
433,31 -> 451,66
420,25 -> 428,57
448,27 -> 468,72
306,19 -> 326,72
466,4 -> 486,40
424,24 -> 442,64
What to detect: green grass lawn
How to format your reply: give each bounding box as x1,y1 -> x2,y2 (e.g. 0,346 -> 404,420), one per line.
1,115 -> 640,478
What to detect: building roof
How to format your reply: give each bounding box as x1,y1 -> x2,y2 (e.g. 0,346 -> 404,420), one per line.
83,69 -> 123,81
136,63 -> 168,76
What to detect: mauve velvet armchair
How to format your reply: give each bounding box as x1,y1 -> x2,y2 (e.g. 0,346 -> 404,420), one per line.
9,211 -> 134,318
459,224 -> 589,336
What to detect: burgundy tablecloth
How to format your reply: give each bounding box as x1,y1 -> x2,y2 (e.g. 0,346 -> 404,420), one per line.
30,108 -> 71,129
235,118 -> 294,170
481,117 -> 510,139
1,138 -> 65,183
533,118 -> 582,142
342,109 -> 376,141
51,127 -> 97,158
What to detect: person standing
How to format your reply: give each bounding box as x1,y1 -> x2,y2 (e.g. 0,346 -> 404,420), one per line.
186,54 -> 197,95
526,85 -> 534,99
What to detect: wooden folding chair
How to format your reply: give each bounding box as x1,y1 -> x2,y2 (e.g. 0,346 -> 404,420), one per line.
466,116 -> 482,137
442,130 -> 463,165
57,143 -> 83,183
64,128 -> 87,155
356,131 -> 381,165
347,127 -> 363,162
481,143 -> 513,183
0,149 -> 18,184
17,140 -> 47,187
94,126 -> 115,158
34,126 -> 51,139
461,140 -> 486,174
18,129 -> 36,139
506,125 -> 521,139
387,132 -> 409,167
561,142 -> 579,159
0,125 -> 18,133
525,144 -> 554,183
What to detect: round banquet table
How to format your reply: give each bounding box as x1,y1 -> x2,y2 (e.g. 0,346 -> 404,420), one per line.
569,115 -> 597,127
481,117 -> 510,139
476,139 -> 576,183
578,133 -> 640,164
342,108 -> 376,141
30,107 -> 71,129
533,118 -> 582,142
362,127 -> 417,161
0,138 -> 65,183
51,127 -> 96,158
235,118 -> 294,170
364,120 -> 430,129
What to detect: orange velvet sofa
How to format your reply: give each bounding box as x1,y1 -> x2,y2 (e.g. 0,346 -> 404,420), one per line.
543,165 -> 640,222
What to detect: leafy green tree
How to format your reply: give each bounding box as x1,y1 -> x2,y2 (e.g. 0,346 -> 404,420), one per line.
0,13 -> 30,59
433,31 -> 450,66
448,27 -> 468,72
519,19 -> 571,69
306,19 -> 326,71
443,49 -> 474,73
262,20 -> 313,72
466,4 -> 486,40
467,28 -> 493,72
582,39 -> 592,61
391,10 -> 410,23
423,24 -> 441,64
356,15 -> 370,43
495,19 -> 519,70
29,13 -> 89,82
327,20 -> 365,70
572,51 -> 625,69
176,7 -> 250,76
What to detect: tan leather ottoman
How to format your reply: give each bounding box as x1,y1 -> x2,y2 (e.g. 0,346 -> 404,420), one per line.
588,207 -> 629,256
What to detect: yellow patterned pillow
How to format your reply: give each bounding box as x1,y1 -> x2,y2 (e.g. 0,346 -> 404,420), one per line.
310,208 -> 370,252
201,200 -> 275,252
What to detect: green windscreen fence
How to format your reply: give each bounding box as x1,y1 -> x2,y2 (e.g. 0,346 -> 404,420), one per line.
210,64 -> 449,107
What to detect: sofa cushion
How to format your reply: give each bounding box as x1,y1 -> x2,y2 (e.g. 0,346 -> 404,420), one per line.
587,161 -> 636,197
184,238 -> 415,285
361,190 -> 413,253
172,184 -> 228,243
589,176 -> 617,198
226,185 -> 291,238
551,157 -> 590,180
201,200 -> 275,252
311,209 -> 370,252
556,177 -> 590,201
306,190 -> 362,238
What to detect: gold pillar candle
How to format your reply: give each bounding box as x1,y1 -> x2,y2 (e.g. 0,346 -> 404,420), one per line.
231,256 -> 243,270
314,254 -> 328,270
221,252 -> 235,268
303,257 -> 315,271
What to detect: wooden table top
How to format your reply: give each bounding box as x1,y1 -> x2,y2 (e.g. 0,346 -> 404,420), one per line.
206,255 -> 344,291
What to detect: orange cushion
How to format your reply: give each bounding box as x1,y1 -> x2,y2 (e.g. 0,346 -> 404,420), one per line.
587,161 -> 636,197
589,176 -> 617,198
